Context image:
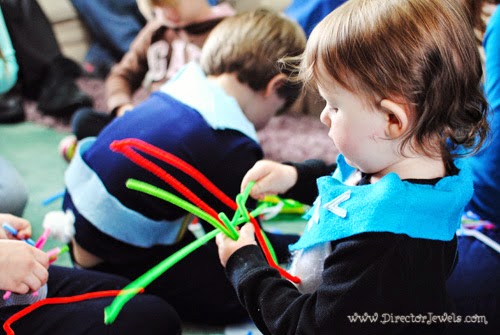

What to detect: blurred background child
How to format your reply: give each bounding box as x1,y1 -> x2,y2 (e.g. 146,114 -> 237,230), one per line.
62,0 -> 235,159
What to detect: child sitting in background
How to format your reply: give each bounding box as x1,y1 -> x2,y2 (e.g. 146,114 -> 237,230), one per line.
63,9 -> 306,325
60,0 -> 235,158
216,0 -> 490,334
105,0 -> 235,119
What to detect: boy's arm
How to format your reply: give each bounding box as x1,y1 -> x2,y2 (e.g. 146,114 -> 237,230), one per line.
105,20 -> 162,114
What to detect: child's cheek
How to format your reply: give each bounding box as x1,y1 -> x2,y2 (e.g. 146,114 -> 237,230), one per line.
329,124 -> 352,155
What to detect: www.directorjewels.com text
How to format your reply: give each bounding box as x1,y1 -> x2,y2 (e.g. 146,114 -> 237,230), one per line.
347,312 -> 488,325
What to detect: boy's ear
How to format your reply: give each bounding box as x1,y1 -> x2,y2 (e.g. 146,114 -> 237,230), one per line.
379,99 -> 410,139
264,73 -> 287,98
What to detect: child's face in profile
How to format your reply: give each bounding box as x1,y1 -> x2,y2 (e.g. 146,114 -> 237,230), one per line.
317,73 -> 396,175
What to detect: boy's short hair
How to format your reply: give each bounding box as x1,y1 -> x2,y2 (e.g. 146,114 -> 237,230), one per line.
200,9 -> 306,110
301,0 -> 489,159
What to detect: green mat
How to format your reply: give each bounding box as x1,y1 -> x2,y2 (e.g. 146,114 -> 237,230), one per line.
0,122 -> 71,266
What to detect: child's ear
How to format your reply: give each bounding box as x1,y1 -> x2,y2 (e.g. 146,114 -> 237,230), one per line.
379,99 -> 410,139
264,73 -> 287,98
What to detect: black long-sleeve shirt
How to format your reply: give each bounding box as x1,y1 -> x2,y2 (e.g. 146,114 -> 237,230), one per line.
224,160 -> 458,335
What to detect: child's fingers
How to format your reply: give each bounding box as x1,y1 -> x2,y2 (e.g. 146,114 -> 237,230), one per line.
22,265 -> 48,294
16,224 -> 33,240
23,274 -> 43,293
215,223 -> 255,244
238,223 -> 255,239
32,248 -> 50,268
7,256 -> 48,294
32,262 -> 49,286
1,214 -> 30,230
241,160 -> 298,199
1,214 -> 32,239
12,282 -> 31,295
21,250 -> 49,293
215,224 -> 257,267
241,160 -> 274,196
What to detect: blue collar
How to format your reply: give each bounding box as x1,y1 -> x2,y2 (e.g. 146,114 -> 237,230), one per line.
290,155 -> 473,251
160,62 -> 259,143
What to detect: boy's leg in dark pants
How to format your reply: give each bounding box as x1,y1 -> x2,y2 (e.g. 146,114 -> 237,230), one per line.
71,107 -> 115,140
0,0 -> 92,116
0,266 -> 181,335
0,0 -> 60,94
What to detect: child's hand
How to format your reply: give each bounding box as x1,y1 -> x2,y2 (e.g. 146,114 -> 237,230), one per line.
216,223 -> 257,267
241,160 -> 298,200
0,213 -> 32,240
0,240 -> 49,294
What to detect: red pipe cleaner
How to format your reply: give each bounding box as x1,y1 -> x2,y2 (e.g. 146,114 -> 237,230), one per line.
110,139 -> 228,230
110,138 -> 300,283
3,289 -> 143,335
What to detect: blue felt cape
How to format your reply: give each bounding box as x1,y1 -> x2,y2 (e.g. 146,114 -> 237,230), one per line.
289,155 -> 473,251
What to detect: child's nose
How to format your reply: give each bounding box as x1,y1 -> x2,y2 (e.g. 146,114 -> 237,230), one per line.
320,108 -> 331,127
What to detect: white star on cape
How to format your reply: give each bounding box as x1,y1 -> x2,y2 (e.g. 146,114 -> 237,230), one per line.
322,190 -> 351,218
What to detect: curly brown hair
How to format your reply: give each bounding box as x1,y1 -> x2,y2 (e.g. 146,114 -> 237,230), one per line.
299,0 -> 489,162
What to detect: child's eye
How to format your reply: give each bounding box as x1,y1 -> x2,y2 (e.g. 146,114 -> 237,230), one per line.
328,106 -> 338,113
